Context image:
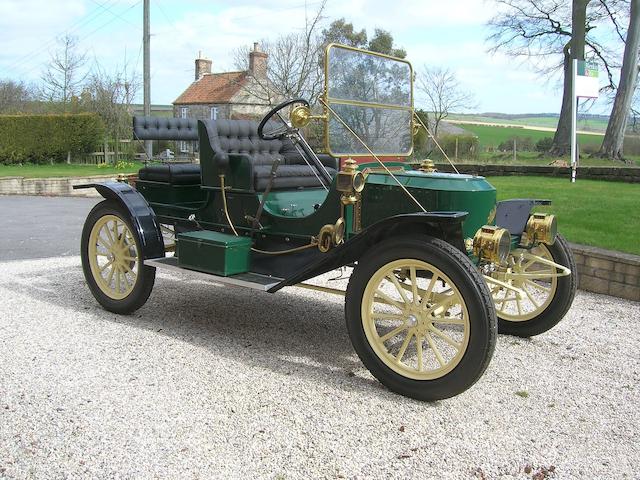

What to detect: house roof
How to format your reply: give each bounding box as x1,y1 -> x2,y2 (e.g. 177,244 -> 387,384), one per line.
173,71 -> 248,105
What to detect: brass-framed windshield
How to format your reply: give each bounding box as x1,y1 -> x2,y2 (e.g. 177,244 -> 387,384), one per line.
323,43 -> 414,158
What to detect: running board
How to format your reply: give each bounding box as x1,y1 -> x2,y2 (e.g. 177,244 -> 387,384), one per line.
144,256 -> 284,292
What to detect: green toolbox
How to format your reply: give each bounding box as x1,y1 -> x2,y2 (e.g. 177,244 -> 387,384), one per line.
176,230 -> 252,276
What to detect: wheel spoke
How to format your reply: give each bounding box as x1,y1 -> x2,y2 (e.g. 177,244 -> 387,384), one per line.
106,264 -> 116,286
374,289 -> 406,312
524,278 -> 551,292
429,325 -> 461,350
387,274 -> 410,304
98,234 -> 112,249
379,324 -> 408,342
99,259 -> 114,272
409,266 -> 419,305
371,312 -> 406,322
395,331 -> 413,363
433,317 -> 465,326
103,222 -> 115,245
420,274 -> 439,309
425,332 -> 445,367
522,284 -> 541,308
115,266 -> 121,293
120,261 -> 134,274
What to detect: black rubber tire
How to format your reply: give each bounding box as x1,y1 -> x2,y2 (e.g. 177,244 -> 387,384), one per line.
497,234 -> 577,337
80,200 -> 156,314
345,235 -> 497,401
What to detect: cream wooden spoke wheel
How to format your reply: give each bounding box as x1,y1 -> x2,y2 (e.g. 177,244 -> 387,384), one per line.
363,259 -> 470,380
490,244 -> 557,322
491,234 -> 577,337
81,201 -> 156,314
88,214 -> 140,300
345,235 -> 496,401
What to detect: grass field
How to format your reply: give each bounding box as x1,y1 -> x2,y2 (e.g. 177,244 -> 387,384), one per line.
461,124 -> 603,149
452,123 -> 640,166
488,176 -> 640,255
0,162 -> 144,178
446,113 -> 609,132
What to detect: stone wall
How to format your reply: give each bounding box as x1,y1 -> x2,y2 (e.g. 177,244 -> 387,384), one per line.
0,175 -> 115,197
435,163 -> 640,183
571,243 -> 640,302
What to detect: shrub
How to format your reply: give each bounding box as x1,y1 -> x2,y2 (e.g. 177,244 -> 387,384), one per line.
435,135 -> 479,159
535,137 -> 554,152
498,136 -> 535,152
623,135 -> 640,156
0,114 -> 104,164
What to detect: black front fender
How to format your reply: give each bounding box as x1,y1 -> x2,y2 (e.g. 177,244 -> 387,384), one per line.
74,182 -> 165,259
268,212 -> 468,292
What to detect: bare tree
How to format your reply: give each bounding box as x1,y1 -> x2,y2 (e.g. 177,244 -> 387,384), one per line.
487,0 -> 627,155
81,64 -> 140,161
233,1 -> 327,106
0,79 -> 34,113
416,66 -> 476,139
599,0 -> 640,160
41,35 -> 88,109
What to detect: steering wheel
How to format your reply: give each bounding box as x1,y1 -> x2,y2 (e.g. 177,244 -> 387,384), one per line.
258,98 -> 309,140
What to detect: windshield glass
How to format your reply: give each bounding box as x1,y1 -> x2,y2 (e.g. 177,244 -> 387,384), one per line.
325,45 -> 413,156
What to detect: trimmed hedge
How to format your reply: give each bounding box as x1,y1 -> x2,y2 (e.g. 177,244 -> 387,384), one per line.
0,114 -> 104,164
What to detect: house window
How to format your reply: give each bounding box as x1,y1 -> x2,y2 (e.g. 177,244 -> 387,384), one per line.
180,107 -> 188,119
210,106 -> 218,120
179,141 -> 189,153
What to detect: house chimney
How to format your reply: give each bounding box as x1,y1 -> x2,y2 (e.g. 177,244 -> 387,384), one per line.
195,52 -> 212,80
249,42 -> 268,79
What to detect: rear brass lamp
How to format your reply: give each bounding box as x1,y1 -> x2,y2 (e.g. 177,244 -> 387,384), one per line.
337,158 -> 365,205
525,213 -> 557,245
473,225 -> 511,264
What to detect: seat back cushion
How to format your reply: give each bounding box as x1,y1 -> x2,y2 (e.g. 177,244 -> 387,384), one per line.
214,120 -> 285,166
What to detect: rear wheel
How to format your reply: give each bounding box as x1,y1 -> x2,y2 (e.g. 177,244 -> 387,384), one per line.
345,236 -> 497,401
490,234 -> 577,337
81,200 -> 156,314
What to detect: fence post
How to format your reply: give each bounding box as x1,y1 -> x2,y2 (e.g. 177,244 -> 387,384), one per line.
455,137 -> 459,159
513,138 -> 516,163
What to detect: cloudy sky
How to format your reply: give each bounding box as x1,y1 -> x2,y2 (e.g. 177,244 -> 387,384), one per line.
0,0 -> 618,114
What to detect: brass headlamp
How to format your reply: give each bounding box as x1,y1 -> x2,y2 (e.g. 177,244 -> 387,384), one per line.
524,213 -> 557,245
473,225 -> 511,264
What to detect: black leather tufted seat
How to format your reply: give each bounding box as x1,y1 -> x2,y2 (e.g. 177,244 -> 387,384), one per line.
132,116 -> 199,141
200,119 -> 337,190
138,163 -> 201,184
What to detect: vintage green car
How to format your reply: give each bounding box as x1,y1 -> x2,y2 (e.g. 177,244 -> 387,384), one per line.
76,44 -> 576,401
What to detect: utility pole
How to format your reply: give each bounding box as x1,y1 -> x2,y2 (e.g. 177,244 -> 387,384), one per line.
143,0 -> 152,158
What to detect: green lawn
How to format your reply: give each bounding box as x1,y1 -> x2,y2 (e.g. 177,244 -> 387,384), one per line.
461,124 -> 603,149
0,162 -> 144,178
488,176 -> 640,255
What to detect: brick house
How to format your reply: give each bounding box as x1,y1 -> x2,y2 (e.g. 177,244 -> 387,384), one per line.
173,43 -> 274,153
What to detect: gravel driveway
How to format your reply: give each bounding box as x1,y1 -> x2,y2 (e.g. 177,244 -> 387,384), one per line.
0,257 -> 638,479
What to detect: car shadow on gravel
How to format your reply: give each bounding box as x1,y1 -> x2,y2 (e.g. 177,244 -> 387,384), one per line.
6,263 -> 409,400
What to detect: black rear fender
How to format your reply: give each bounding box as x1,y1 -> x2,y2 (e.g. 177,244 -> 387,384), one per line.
74,182 -> 165,259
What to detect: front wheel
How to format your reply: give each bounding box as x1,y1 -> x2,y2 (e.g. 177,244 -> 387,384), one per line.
489,234 -> 577,337
345,236 -> 497,401
80,200 -> 156,314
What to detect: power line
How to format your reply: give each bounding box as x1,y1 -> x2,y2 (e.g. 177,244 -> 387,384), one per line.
0,0 -> 119,75
16,1 -> 142,79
